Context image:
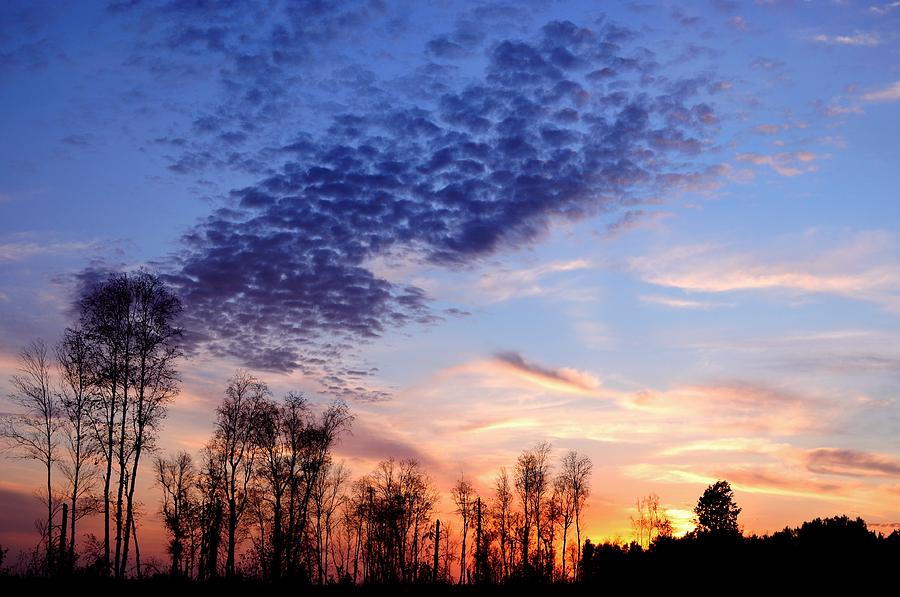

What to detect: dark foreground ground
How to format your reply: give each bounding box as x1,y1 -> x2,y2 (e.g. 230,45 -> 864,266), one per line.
0,572 -> 895,596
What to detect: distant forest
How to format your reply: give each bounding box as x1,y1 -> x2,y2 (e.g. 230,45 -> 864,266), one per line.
2,271 -> 899,587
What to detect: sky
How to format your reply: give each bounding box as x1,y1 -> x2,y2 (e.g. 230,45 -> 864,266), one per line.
1,0 -> 900,563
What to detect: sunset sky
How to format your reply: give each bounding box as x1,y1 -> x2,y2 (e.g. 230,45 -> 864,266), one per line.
2,0 -> 900,561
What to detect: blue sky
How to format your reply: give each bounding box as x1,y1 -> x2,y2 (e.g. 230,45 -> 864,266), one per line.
2,0 -> 900,555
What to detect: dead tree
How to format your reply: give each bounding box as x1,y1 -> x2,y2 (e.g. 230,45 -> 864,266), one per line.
559,450 -> 591,579
2,340 -> 61,573
451,475 -> 474,583
156,451 -> 196,576
213,370 -> 268,578
492,467 -> 513,581
56,327 -> 100,569
119,272 -> 183,577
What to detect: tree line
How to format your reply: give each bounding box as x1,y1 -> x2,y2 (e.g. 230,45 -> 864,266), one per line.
2,271 -> 181,578
0,271 -> 598,584
3,271 -> 900,587
147,380 -> 596,585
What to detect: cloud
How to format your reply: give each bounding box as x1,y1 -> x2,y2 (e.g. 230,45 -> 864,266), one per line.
862,81 -> 900,102
750,57 -> 784,71
157,17 -> 724,377
869,2 -> 900,16
660,438 -> 787,456
639,294 -> 733,309
0,240 -> 98,261
492,351 -> 603,396
728,16 -> 750,32
804,448 -> 900,477
812,32 -> 880,47
753,124 -> 783,135
475,259 -> 595,303
629,230 -> 900,312
603,210 -> 672,239
736,151 -> 823,177
625,382 -> 825,435
622,464 -> 846,500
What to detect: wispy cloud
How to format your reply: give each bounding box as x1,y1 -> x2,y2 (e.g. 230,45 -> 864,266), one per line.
862,81 -> 900,102
0,240 -> 98,261
736,151 -> 824,177
492,351 -> 604,396
812,32 -> 880,47
639,294 -> 733,310
476,259 -> 596,304
804,448 -> 900,477
629,231 -> 900,312
623,463 -> 847,501
625,382 -> 827,436
660,438 -> 788,457
869,2 -> 900,16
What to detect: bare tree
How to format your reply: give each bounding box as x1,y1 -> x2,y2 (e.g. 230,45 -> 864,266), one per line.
56,327 -> 100,569
2,340 -> 61,572
361,458 -> 436,584
213,370 -> 268,578
558,450 -> 591,579
514,441 -> 551,576
451,475 -> 475,584
253,396 -> 290,580
553,471 -> 575,580
492,467 -> 513,581
631,493 -> 672,549
119,272 -> 183,577
196,443 -> 225,580
155,451 -> 196,576
312,460 -> 350,583
79,273 -> 131,575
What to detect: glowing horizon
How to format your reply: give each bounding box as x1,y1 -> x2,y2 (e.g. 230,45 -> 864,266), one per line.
2,0 -> 900,570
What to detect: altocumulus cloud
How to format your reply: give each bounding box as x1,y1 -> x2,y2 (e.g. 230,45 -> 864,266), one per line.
147,15 -> 727,395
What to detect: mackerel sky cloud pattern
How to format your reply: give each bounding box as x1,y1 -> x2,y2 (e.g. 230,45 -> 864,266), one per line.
161,14 -> 723,379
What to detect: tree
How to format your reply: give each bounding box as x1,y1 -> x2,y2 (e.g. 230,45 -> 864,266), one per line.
253,395 -> 291,580
553,472 -> 574,580
78,270 -> 183,577
155,451 -> 196,576
195,443 -> 225,580
119,271 -> 183,577
312,460 -> 350,583
213,370 -> 268,578
559,450 -> 591,580
2,340 -> 61,572
492,468 -> 513,581
451,475 -> 474,583
694,480 -> 741,537
56,327 -> 100,569
79,272 -> 131,575
631,493 -> 672,549
514,441 -> 551,576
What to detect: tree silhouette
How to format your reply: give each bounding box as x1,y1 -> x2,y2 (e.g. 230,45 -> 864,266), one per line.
693,480 -> 741,537
451,475 -> 474,584
56,327 -> 101,570
2,340 -> 61,573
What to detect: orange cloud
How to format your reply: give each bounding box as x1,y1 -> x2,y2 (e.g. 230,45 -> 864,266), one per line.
862,81 -> 900,102
736,151 -> 825,176
629,231 -> 900,312
624,382 -> 827,436
492,352 -> 603,396
803,448 -> 900,477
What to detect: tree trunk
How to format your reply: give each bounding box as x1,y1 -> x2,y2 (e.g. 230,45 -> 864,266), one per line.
120,433 -> 143,577
46,449 -> 53,573
114,383 -> 129,578
226,501 -> 237,578
59,503 -> 68,573
432,519 -> 440,582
